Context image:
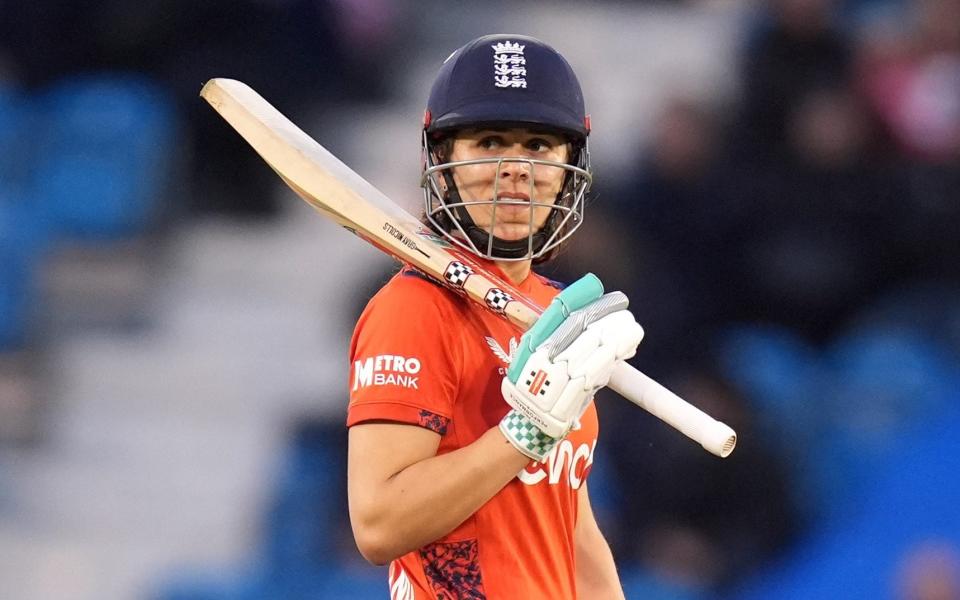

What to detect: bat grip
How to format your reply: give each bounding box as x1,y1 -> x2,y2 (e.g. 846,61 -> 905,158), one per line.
607,363 -> 738,458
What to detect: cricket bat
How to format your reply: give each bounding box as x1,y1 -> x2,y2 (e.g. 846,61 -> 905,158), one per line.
200,78 -> 737,458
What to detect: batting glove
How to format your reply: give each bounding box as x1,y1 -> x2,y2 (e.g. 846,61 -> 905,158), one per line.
499,274 -> 644,460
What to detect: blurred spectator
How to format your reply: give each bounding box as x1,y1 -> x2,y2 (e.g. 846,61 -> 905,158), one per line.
604,85 -> 910,344
856,0 -> 960,162
621,96 -> 739,349
603,365 -> 799,592
855,0 -> 960,283
551,96 -> 729,372
737,0 -> 853,161
723,83 -> 914,339
621,96 -> 724,339
696,0 -> 925,340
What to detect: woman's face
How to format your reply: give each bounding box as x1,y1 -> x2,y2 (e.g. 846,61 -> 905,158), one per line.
446,128 -> 570,242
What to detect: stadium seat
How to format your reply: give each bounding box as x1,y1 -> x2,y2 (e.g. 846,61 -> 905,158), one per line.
807,325 -> 960,518
849,281 -> 960,365
261,421 -> 343,576
30,73 -> 176,239
0,195 -> 50,350
715,324 -> 824,445
620,567 -> 706,600
733,407 -> 960,600
826,324 -> 957,451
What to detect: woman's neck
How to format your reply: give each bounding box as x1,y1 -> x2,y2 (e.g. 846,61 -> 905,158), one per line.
495,259 -> 532,285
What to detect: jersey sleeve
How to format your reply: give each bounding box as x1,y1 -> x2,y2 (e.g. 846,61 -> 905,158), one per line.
347,270 -> 463,434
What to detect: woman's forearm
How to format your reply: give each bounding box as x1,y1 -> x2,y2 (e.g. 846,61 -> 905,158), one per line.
350,426 -> 529,564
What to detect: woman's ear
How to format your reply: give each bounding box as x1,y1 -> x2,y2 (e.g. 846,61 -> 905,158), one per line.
432,137 -> 455,193
434,136 -> 454,163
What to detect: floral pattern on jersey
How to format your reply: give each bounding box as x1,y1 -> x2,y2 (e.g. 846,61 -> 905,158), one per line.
418,410 -> 450,435
420,539 -> 486,599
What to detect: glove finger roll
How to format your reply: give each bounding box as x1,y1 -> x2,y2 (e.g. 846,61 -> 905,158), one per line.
545,292 -> 629,360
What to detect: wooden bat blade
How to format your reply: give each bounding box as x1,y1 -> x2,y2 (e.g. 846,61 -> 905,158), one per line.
200,78 -> 737,458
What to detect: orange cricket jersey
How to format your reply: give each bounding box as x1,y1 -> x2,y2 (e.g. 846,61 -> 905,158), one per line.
347,263 -> 599,600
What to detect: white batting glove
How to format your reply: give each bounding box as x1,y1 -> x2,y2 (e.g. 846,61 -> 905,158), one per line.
499,275 -> 644,460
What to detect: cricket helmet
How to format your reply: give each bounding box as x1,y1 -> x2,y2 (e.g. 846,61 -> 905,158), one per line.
420,34 -> 592,263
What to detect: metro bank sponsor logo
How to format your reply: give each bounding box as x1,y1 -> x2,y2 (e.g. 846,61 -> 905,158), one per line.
352,354 -> 422,391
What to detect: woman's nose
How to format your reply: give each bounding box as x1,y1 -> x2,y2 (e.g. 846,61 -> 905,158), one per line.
498,155 -> 532,180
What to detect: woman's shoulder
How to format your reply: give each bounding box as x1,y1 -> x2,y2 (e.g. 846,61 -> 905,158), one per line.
365,265 -> 465,313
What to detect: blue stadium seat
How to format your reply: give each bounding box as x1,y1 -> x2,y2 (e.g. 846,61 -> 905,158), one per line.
826,325 -> 958,451
806,325 -> 960,518
31,153 -> 144,238
620,568 -> 706,600
733,407 -> 960,600
0,82 -> 50,351
716,324 -> 824,445
0,268 -> 28,351
849,281 -> 960,364
30,73 -> 176,239
0,195 -> 50,350
261,424 -> 342,577
151,571 -> 250,600
243,565 -> 386,599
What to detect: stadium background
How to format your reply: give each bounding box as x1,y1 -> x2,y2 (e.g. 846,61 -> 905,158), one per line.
1,0 -> 959,598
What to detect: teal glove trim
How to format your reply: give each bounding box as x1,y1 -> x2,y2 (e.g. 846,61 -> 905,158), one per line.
507,273 -> 604,383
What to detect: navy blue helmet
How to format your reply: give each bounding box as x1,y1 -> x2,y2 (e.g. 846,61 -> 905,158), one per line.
420,34 -> 592,263
424,34 -> 589,141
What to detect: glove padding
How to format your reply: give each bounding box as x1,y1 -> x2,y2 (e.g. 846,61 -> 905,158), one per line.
502,302 -> 643,439
499,281 -> 644,459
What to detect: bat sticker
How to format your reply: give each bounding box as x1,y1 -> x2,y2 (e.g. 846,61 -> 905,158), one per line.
484,288 -> 514,313
443,261 -> 474,288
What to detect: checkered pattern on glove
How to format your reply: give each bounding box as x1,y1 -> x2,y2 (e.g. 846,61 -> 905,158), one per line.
498,409 -> 559,461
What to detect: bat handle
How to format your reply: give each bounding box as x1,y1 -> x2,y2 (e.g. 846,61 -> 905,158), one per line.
607,363 -> 738,458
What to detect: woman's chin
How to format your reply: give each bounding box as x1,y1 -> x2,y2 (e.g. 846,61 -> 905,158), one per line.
491,225 -> 536,241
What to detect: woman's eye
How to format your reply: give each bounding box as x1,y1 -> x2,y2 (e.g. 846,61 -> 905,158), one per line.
527,139 -> 551,152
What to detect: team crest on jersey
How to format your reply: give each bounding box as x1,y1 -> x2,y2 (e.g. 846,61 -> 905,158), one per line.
492,41 -> 527,88
485,336 -> 518,366
352,354 -> 422,391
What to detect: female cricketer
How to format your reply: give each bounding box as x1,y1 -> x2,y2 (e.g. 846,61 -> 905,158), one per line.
346,34 -> 645,600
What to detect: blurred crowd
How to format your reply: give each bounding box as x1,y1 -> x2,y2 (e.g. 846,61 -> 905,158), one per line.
1,0 -> 960,599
